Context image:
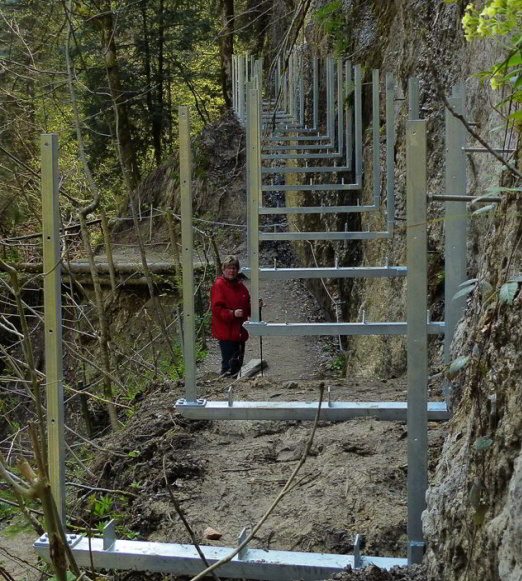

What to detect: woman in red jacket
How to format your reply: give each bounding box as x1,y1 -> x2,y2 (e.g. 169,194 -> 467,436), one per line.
211,255 -> 251,376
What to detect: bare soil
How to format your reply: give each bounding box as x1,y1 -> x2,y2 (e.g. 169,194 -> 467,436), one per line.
0,262 -> 444,581
82,273 -> 445,576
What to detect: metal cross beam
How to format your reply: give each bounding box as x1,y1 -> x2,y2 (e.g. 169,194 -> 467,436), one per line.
175,400 -> 450,422
34,534 -> 408,580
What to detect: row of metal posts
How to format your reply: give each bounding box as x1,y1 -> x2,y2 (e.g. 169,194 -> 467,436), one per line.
37,64 -> 471,576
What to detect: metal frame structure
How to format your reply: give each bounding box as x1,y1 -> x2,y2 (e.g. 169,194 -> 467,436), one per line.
175,59 -> 451,569
36,56 -> 493,578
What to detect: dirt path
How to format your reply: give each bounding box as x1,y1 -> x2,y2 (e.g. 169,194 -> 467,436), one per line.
200,275 -> 328,381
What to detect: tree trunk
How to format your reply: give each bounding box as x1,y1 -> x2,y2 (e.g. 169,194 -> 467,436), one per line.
219,0 -> 234,108
154,0 -> 165,164
99,1 -> 140,190
141,0 -> 163,165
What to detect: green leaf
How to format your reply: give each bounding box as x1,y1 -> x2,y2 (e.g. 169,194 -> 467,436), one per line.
506,53 -> 522,68
459,278 -> 478,287
453,284 -> 476,300
473,503 -> 488,526
47,573 -> 76,581
475,436 -> 493,452
499,281 -> 518,305
508,109 -> 522,120
472,204 -> 496,216
446,355 -> 470,380
128,450 -> 141,458
478,280 -> 494,296
484,186 -> 522,193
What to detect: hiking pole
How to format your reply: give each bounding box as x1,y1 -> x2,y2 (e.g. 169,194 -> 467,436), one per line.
259,299 -> 264,377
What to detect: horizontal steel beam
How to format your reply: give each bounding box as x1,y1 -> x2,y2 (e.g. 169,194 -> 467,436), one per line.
259,232 -> 392,241
262,184 -> 361,192
262,166 -> 350,173
462,147 -> 516,153
262,153 -> 343,160
34,535 -> 407,580
176,400 -> 450,422
243,321 -> 445,335
266,127 -> 322,134
264,135 -> 331,142
263,144 -> 334,151
430,194 -> 502,203
259,206 -> 375,215
241,266 -> 407,279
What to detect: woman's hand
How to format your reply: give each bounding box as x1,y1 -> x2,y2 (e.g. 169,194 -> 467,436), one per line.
234,309 -> 244,318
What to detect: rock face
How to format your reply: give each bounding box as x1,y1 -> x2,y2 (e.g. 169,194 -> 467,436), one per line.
299,1 -> 522,579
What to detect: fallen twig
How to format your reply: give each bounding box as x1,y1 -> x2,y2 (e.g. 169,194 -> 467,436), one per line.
162,457 -> 222,581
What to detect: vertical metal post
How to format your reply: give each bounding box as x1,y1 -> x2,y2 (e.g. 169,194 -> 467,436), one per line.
288,53 -> 294,115
337,58 -> 344,154
179,107 -> 197,403
372,69 -> 380,207
41,134 -> 65,523
345,61 -> 352,170
406,120 -> 428,565
249,88 -> 260,321
246,82 -> 253,269
313,56 -> 319,130
354,64 -> 363,183
444,88 -> 467,386
386,72 -> 395,232
327,57 -> 335,140
275,57 -> 281,104
238,58 -> 245,124
232,56 -> 237,114
408,78 -> 420,120
299,54 -> 304,126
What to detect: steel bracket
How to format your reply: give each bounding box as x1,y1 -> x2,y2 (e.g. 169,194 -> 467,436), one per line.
353,534 -> 363,569
238,527 -> 250,560
175,398 -> 207,407
34,533 -> 83,549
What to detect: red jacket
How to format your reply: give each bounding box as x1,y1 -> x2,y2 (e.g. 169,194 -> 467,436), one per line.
211,276 -> 251,342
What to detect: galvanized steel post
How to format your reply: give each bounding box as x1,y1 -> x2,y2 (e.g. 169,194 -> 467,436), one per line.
313,56 -> 319,130
248,87 -> 261,321
408,78 -> 420,120
179,107 -> 197,402
386,72 -> 395,232
345,61 -> 352,170
41,134 -> 65,522
337,59 -> 344,154
406,120 -> 428,564
354,65 -> 363,183
444,87 -> 467,389
372,69 -> 380,207
327,57 -> 335,140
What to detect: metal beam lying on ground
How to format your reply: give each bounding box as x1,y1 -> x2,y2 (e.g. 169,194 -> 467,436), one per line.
176,400 -> 450,422
34,535 -> 408,580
